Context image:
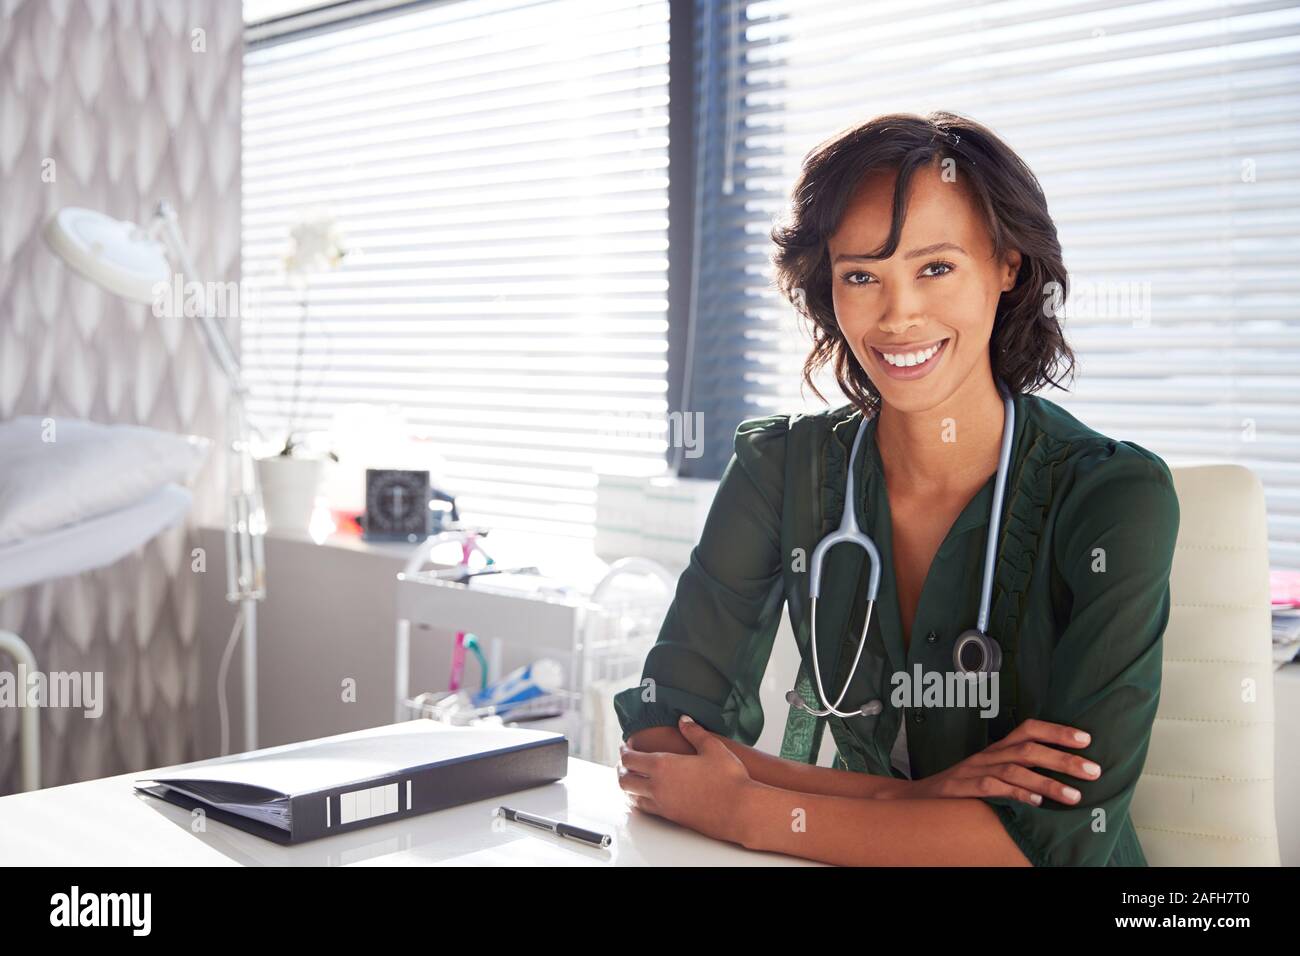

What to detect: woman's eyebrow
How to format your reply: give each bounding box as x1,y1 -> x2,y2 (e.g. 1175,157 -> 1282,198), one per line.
833,241 -> 968,263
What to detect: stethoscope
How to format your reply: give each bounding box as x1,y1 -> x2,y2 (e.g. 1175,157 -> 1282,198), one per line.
786,383 -> 1016,720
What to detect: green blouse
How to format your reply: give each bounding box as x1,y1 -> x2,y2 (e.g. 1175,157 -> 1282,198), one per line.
613,391 -> 1181,867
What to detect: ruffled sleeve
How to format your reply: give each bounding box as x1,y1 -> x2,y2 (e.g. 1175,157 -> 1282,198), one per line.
987,429 -> 1076,736
613,414 -> 790,745
981,440 -> 1180,866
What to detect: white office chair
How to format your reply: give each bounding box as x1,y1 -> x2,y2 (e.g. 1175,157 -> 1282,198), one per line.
758,463 -> 1283,866
1132,464 -> 1281,865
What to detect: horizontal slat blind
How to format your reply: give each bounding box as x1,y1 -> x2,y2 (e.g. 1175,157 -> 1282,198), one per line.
695,0 -> 1300,567
242,0 -> 670,538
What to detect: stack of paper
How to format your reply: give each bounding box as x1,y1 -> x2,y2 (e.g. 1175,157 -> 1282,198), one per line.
1270,570 -> 1300,669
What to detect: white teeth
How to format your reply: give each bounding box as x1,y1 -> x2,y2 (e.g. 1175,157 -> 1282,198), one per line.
880,341 -> 943,367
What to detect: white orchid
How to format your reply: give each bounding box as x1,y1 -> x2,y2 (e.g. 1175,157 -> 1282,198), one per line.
276,209 -> 349,454
283,210 -> 348,279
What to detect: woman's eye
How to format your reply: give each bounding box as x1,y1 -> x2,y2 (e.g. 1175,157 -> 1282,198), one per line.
842,264 -> 956,286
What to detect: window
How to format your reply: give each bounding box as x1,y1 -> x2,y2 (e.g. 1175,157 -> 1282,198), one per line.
242,0 -> 671,538
691,0 -> 1300,567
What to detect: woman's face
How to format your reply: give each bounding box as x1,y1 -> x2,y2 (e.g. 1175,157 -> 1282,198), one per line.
827,161 -> 1021,413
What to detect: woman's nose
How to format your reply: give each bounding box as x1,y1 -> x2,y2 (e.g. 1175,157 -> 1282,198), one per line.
877,282 -> 928,333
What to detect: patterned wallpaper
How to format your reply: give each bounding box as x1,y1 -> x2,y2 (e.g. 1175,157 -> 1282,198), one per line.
0,0 -> 242,792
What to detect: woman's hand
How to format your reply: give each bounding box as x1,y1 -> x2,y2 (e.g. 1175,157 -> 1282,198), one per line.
617,715 -> 754,845
905,718 -> 1102,806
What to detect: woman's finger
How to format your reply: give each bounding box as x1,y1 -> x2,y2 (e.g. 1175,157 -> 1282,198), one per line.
989,717 -> 1092,752
1003,741 -> 1102,783
924,772 -> 1038,806
986,762 -> 1086,806
953,740 -> 1101,785
618,744 -> 661,777
629,793 -> 664,817
962,775 -> 1041,806
616,762 -> 655,798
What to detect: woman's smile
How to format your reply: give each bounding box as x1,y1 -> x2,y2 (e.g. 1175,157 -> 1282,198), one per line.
869,336 -> 950,380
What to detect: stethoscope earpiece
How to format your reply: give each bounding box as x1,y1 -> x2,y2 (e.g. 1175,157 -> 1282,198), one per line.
786,688 -> 883,719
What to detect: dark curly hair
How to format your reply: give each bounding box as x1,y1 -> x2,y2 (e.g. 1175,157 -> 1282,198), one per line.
770,110 -> 1076,417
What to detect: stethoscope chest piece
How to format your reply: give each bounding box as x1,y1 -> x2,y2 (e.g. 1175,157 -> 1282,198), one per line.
952,628 -> 1002,674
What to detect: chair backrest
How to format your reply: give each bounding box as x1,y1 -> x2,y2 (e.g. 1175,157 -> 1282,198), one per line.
1132,464 -> 1280,865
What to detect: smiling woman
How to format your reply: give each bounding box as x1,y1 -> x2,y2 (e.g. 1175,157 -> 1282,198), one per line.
773,112 -> 1075,419
613,111 -> 1180,868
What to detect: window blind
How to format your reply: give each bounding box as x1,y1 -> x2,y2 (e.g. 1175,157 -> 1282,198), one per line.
692,0 -> 1300,568
241,0 -> 671,538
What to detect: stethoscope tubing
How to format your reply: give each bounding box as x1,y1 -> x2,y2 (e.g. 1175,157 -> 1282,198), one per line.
796,384 -> 1014,718
977,383 -> 1016,634
806,596 -> 880,717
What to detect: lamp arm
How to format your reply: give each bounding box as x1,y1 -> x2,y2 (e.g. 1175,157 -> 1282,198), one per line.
150,200 -> 264,588
152,201 -> 245,392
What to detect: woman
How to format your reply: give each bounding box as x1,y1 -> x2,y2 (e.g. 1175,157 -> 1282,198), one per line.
613,112 -> 1180,867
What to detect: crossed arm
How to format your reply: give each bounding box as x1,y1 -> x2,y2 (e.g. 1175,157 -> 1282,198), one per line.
621,722 -> 1032,867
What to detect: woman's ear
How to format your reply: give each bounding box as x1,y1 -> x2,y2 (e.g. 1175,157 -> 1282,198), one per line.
1001,249 -> 1023,292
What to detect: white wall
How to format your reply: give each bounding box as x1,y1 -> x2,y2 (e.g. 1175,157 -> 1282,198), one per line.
0,0 -> 242,792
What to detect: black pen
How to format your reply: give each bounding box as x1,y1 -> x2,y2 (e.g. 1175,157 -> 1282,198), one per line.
495,806 -> 612,849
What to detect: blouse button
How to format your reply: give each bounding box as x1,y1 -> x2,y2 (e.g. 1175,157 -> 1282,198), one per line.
926,631 -> 937,644
912,711 -> 926,724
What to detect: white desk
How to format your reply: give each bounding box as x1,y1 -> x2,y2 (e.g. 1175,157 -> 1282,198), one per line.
0,726 -> 816,867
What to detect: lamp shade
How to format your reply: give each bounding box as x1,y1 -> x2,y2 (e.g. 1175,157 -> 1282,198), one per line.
43,207 -> 170,305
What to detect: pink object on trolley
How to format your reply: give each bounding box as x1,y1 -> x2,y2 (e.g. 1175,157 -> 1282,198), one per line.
449,533 -> 491,690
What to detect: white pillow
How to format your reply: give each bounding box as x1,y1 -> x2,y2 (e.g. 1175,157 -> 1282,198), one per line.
0,416 -> 210,546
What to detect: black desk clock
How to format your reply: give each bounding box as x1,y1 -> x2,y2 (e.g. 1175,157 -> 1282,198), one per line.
363,469 -> 431,542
